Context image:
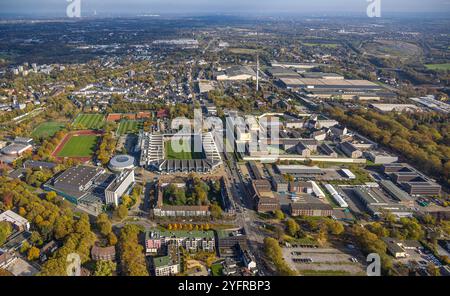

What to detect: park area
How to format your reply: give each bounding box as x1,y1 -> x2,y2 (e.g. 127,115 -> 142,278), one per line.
52,130 -> 102,161
31,121 -> 65,139
72,114 -> 105,130
117,120 -> 143,135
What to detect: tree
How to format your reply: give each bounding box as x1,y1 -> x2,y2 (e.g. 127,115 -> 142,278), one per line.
30,231 -> 43,246
274,210 -> 285,220
27,246 -> 40,261
264,237 -> 297,276
118,225 -> 149,276
45,191 -> 57,202
326,220 -> 344,235
96,213 -> 112,236
94,260 -> 116,276
0,221 -> 12,246
286,218 -> 300,237
108,232 -> 118,246
115,205 -> 128,220
20,241 -> 31,253
210,204 -> 223,219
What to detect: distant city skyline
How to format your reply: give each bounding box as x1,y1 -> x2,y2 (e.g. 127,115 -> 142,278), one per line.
1,0 -> 449,17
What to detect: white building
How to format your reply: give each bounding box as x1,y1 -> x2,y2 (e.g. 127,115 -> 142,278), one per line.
0,210 -> 30,231
104,169 -> 135,206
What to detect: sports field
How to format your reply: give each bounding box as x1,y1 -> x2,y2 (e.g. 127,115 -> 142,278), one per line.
32,121 -> 65,139
73,114 -> 105,130
117,120 -> 143,135
165,139 -> 204,160
57,135 -> 99,158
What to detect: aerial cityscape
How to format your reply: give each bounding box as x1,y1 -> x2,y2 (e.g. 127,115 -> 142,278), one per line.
0,0 -> 449,282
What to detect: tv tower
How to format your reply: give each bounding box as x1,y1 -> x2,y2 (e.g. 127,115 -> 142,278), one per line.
256,51 -> 260,92
256,28 -> 260,92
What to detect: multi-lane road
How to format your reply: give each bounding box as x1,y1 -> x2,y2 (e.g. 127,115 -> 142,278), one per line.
222,151 -> 275,275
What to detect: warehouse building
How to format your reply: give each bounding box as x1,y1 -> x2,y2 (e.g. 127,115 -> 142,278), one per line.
216,66 -> 257,81
379,180 -> 414,207
275,165 -> 324,178
382,163 -> 442,196
352,187 -> 413,218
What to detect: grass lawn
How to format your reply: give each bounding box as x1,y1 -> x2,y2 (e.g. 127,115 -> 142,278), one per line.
117,120 -> 143,135
32,121 -> 65,139
73,114 -> 105,130
425,63 -> 450,71
210,263 -> 223,276
57,135 -> 99,157
165,138 -> 204,160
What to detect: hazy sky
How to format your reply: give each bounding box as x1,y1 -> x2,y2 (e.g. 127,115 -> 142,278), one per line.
1,0 -> 449,16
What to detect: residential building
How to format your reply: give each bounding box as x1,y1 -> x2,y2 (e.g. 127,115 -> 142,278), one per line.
145,229 -> 215,254
91,245 -> 116,261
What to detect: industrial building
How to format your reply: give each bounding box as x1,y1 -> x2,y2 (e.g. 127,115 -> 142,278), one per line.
379,180 -> 415,207
382,163 -> 442,196
352,186 -> 413,218
216,65 -> 257,81
324,184 -> 348,208
275,165 -> 324,178
43,165 -> 131,210
278,77 -> 381,91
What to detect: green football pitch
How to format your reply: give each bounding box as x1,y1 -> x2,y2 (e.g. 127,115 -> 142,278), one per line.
57,135 -> 99,157
117,120 -> 143,135
32,121 -> 65,138
73,114 -> 105,130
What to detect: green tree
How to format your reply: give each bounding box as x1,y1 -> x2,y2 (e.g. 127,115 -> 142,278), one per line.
27,246 -> 40,261
274,210 -> 285,220
0,221 -> 12,246
286,218 -> 300,237
210,204 -> 223,219
264,237 -> 297,276
94,260 -> 117,276
115,205 -> 128,220
96,213 -> 112,236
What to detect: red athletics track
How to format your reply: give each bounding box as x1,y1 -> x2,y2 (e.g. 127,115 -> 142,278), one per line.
51,130 -> 103,162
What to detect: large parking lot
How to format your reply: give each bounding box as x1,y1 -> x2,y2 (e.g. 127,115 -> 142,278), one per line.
282,246 -> 367,276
